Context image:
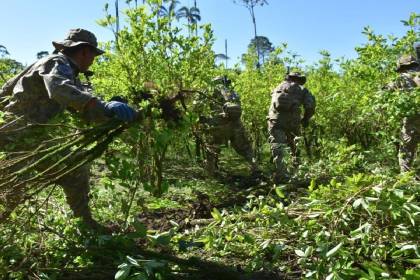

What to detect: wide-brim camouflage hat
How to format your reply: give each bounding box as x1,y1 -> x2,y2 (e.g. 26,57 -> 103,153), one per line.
286,71 -> 306,83
287,72 -> 305,79
212,75 -> 231,84
52,28 -> 104,55
396,54 -> 419,71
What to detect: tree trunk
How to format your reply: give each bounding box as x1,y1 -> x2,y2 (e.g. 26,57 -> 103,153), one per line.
115,0 -> 120,44
249,6 -> 260,68
225,39 -> 228,68
195,1 -> 199,37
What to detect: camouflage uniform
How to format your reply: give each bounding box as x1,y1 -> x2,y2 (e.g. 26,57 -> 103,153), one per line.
267,72 -> 315,182
0,29 -> 108,226
202,77 -> 256,175
389,55 -> 420,174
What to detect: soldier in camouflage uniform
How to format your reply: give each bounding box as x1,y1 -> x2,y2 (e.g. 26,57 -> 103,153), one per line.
388,54 -> 420,175
200,76 -> 258,176
267,72 -> 316,183
0,29 -> 136,229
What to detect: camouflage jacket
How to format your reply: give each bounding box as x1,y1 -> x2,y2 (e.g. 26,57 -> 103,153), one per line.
387,71 -> 420,90
267,80 -> 316,126
387,71 -> 420,118
1,53 -> 108,124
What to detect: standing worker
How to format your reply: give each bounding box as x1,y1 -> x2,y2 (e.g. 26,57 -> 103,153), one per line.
199,76 -> 258,177
387,50 -> 420,176
267,72 -> 316,184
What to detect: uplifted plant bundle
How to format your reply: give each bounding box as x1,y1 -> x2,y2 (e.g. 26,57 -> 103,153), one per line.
0,119 -> 128,222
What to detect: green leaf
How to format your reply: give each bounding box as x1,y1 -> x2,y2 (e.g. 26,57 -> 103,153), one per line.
145,260 -> 166,270
304,246 -> 314,257
405,268 -> 420,280
326,242 -> 343,258
353,198 -> 363,208
393,189 -> 404,198
368,268 -> 376,279
275,187 -> 285,198
211,208 -> 222,221
260,239 -> 270,249
244,233 -> 255,243
115,263 -> 131,280
126,256 -> 139,266
295,249 -> 305,257
308,180 -> 316,192
325,272 -> 334,280
155,233 -> 172,246
408,203 -> 420,212
401,244 -> 417,252
133,221 -> 147,238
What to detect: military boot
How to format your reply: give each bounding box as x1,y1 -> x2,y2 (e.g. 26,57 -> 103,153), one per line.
81,216 -> 113,234
204,150 -> 220,177
57,165 -> 111,232
272,171 -> 290,184
249,162 -> 262,178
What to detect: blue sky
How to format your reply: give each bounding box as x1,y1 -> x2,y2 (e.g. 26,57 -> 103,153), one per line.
0,0 -> 418,66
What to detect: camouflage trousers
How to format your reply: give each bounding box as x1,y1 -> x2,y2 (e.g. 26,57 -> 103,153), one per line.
399,114 -> 420,174
267,120 -> 300,179
203,116 -> 255,175
0,116 -> 92,222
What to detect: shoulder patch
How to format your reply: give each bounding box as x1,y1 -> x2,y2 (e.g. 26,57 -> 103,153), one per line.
57,63 -> 74,78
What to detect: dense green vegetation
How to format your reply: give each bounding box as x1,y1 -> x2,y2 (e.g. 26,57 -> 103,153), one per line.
0,1 -> 419,279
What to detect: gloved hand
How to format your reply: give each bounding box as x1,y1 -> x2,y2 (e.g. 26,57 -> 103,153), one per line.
301,118 -> 310,128
104,101 -> 136,122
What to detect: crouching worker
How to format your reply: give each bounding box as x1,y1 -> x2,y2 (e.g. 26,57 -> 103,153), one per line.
0,28 -> 136,231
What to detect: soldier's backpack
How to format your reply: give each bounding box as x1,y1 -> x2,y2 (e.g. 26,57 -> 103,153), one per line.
223,102 -> 242,120
0,63 -> 34,109
273,82 -> 302,111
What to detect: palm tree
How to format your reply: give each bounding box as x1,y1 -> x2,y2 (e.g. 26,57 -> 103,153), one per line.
0,45 -> 9,57
176,6 -> 201,36
233,0 -> 268,68
248,35 -> 274,65
114,0 -> 120,45
215,54 -> 230,68
215,39 -> 230,68
158,0 -> 180,18
194,0 -> 199,35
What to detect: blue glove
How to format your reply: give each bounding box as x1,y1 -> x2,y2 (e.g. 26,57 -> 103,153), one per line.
104,101 -> 136,122
229,91 -> 240,101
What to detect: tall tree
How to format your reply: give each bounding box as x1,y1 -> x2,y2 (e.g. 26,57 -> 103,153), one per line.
115,0 -> 120,44
215,39 -> 229,68
194,0 -> 199,35
248,35 -> 274,65
176,6 -> 201,36
0,45 -> 9,82
233,0 -> 268,67
0,47 -> 23,83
